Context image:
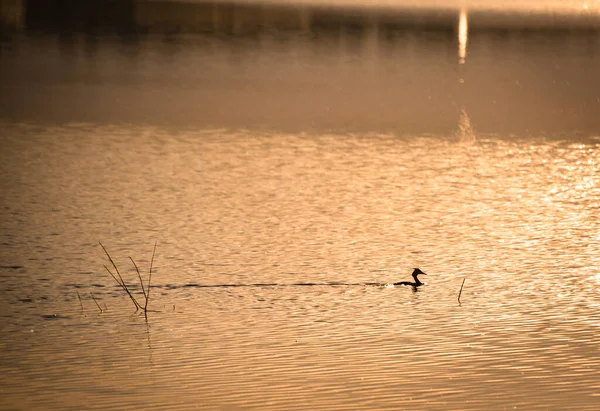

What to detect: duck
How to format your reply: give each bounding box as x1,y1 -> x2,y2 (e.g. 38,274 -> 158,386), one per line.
393,268 -> 427,287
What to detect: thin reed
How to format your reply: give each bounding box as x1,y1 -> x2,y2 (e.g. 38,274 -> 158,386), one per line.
76,290 -> 84,312
90,292 -> 103,313
99,242 -> 157,317
145,242 -> 157,314
458,278 -> 466,304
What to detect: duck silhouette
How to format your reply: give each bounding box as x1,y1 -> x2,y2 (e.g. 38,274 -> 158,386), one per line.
393,268 -> 427,287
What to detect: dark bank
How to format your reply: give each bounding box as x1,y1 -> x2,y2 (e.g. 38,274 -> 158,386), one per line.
1,1 -> 600,135
3,0 -> 600,34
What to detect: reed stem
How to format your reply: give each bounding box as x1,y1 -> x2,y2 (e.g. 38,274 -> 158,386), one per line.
144,241 -> 157,317
76,290 -> 84,312
458,278 -> 466,304
90,292 -> 103,313
99,242 -> 157,316
130,256 -> 147,300
100,242 -> 141,311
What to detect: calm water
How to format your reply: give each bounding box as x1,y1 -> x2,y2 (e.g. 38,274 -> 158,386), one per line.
1,5 -> 600,410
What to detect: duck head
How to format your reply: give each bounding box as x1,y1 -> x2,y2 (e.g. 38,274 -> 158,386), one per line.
412,268 -> 427,279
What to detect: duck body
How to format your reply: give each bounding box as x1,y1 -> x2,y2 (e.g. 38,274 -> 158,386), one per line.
393,268 -> 427,287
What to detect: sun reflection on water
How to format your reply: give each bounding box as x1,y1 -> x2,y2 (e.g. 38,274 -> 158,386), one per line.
457,108 -> 475,142
458,8 -> 468,64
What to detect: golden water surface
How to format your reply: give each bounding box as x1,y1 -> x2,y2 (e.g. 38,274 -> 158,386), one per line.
1,6 -> 600,410
1,123 -> 599,410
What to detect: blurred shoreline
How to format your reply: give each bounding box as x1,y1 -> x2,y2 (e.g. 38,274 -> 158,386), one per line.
2,1 -> 599,136
1,0 -> 600,35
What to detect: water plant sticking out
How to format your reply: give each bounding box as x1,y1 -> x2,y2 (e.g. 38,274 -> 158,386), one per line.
89,292 -> 103,313
99,241 -> 157,318
458,278 -> 466,304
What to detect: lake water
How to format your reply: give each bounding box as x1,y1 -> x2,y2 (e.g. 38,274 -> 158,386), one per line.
1,4 -> 600,410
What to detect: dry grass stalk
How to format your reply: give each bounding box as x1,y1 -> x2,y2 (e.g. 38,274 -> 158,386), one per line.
144,241 -> 157,318
90,292 -> 103,313
458,278 -> 466,304
76,290 -> 84,312
100,242 -> 141,310
99,242 -> 157,316
129,256 -> 147,301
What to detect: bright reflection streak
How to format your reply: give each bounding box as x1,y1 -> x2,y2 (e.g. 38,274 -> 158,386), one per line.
457,108 -> 475,142
458,8 -> 468,64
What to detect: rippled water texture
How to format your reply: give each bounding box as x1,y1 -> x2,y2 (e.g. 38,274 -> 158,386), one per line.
1,122 -> 599,410
1,3 -> 600,409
